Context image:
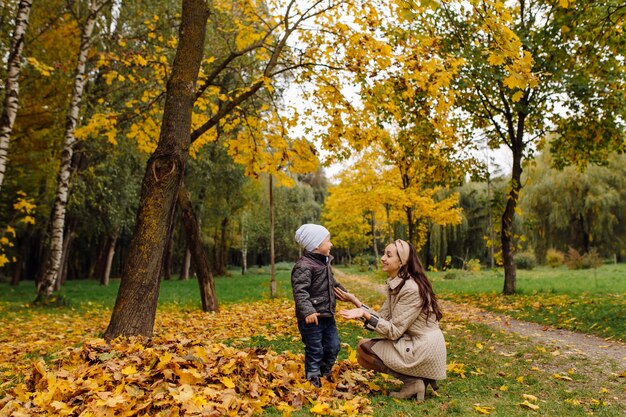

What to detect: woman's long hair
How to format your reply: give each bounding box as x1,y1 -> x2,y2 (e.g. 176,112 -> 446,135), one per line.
395,243 -> 443,321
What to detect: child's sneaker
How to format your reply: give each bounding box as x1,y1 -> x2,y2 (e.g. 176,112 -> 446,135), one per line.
308,375 -> 321,388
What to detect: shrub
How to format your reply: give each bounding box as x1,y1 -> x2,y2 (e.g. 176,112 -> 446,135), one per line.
565,247 -> 583,269
274,262 -> 293,271
352,255 -> 369,272
444,271 -> 460,280
581,248 -> 603,269
546,248 -> 565,268
514,251 -> 536,270
465,259 -> 481,272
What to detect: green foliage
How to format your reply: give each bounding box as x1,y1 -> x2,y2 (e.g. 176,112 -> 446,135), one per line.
546,248 -> 565,268
465,259 -> 481,272
514,251 -> 536,270
521,152 -> 626,261
351,255 -> 369,272
443,270 -> 460,280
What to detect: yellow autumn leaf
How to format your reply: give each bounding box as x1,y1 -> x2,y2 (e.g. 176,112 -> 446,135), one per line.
221,376 -> 236,389
523,394 -> 538,402
474,404 -> 495,414
121,365 -> 137,375
310,402 -> 331,415
511,91 -> 524,103
348,348 -> 358,364
519,400 -> 540,410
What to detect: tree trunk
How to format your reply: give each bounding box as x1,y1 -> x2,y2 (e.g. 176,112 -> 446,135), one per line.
371,211 -> 378,268
101,230 -> 118,286
36,0 -> 103,301
178,183 -> 218,312
502,146 -> 523,295
216,217 -> 228,276
180,247 -> 191,280
0,0 -> 33,191
241,219 -> 248,275
104,0 -> 209,339
405,206 -> 415,244
56,226 -> 76,291
161,221 -> 175,280
269,175 -> 277,298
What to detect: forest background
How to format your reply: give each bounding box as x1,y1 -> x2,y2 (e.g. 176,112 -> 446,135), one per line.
0,0 -> 624,312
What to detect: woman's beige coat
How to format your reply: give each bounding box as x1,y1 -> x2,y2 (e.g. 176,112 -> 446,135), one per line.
369,276 -> 447,379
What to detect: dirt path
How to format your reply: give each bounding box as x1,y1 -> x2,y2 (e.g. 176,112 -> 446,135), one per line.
334,269 -> 626,366
439,299 -> 626,366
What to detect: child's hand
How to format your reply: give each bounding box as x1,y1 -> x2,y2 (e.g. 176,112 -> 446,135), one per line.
305,312 -> 320,325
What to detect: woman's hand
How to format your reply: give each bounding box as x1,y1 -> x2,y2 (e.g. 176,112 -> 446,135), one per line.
339,308 -> 366,320
334,287 -> 361,307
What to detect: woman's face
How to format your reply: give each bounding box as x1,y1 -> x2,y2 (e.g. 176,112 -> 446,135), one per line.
381,244 -> 402,277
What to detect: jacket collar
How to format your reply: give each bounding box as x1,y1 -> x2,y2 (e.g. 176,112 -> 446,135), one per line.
304,250 -> 331,265
387,276 -> 404,290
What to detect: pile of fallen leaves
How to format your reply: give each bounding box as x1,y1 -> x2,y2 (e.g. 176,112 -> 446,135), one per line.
0,299 -> 382,416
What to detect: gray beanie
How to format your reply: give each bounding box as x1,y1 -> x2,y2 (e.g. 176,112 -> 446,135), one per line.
295,224 -> 330,252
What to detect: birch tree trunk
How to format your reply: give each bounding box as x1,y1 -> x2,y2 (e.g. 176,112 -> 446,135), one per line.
104,0 -> 209,339
36,0 -> 105,301
0,0 -> 33,192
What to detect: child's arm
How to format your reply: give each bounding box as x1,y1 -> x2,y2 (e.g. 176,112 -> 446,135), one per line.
291,266 -> 317,320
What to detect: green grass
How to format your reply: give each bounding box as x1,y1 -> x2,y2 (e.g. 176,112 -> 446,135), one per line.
426,264 -> 626,342
429,264 -> 626,295
0,269 -> 294,310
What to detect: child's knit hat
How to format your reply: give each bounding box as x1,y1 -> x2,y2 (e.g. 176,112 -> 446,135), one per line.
295,224 -> 330,252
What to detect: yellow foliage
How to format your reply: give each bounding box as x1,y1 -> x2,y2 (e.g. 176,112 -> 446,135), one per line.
0,299 -> 375,416
26,57 -> 54,77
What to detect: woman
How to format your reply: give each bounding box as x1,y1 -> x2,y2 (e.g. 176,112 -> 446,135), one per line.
336,239 -> 446,401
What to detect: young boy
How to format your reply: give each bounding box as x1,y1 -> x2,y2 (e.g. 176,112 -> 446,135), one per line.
292,223 -> 347,387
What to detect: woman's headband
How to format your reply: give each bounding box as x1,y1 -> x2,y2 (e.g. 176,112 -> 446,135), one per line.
394,239 -> 410,266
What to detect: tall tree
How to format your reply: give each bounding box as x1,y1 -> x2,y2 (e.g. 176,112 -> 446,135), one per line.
104,0 -> 209,339
522,151 -> 626,261
433,0 -> 626,294
0,0 -> 33,192
36,0 -> 111,301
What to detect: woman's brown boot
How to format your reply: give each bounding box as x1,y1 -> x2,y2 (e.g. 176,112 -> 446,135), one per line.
424,378 -> 439,391
390,376 -> 425,400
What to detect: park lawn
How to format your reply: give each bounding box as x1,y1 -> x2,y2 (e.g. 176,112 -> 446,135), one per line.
428,264 -> 626,342
0,268 -> 624,416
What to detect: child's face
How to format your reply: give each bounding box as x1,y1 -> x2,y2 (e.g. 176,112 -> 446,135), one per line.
315,235 -> 332,256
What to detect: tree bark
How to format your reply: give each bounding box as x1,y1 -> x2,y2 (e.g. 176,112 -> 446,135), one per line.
269,175 -> 277,297
101,230 -> 118,286
371,211 -> 378,268
37,0 -> 103,301
0,0 -> 32,192
241,219 -> 248,275
104,0 -> 209,339
502,145 -> 523,295
180,247 -> 191,280
216,217 -> 228,276
178,183 -> 218,312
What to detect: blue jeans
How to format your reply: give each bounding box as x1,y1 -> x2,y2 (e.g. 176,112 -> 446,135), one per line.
298,316 -> 341,379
